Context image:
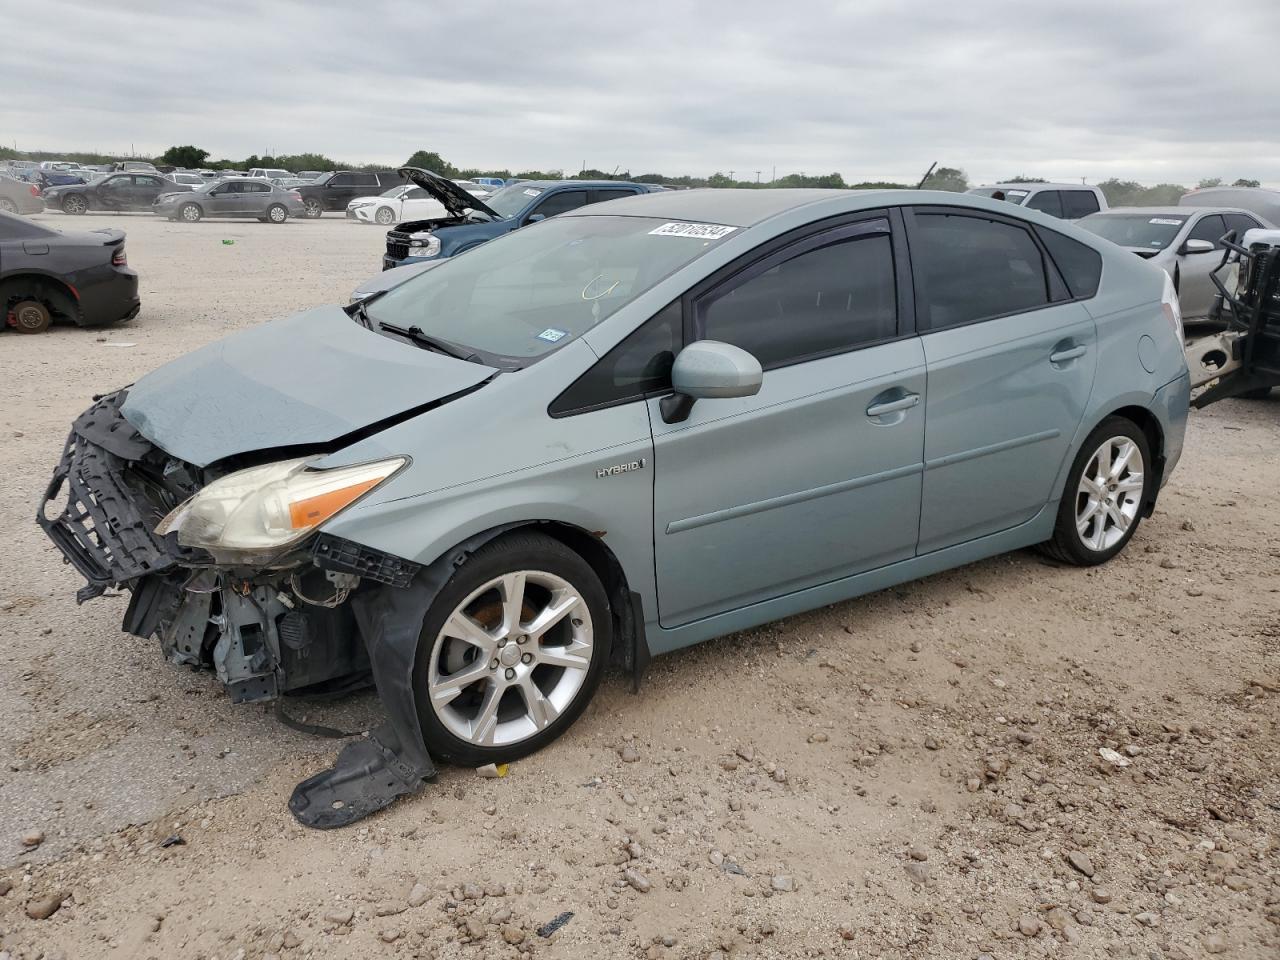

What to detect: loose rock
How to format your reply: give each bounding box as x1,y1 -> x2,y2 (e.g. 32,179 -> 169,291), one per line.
624,868 -> 652,893
1018,915 -> 1042,937
407,882 -> 430,908
25,892 -> 65,920
323,907 -> 354,926
20,829 -> 45,848
770,875 -> 796,893
1066,850 -> 1095,877
619,743 -> 641,763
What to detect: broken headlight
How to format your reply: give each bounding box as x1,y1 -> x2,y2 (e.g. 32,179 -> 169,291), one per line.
407,233 -> 440,257
155,456 -> 406,558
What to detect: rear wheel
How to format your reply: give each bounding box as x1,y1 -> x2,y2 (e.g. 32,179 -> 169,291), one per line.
374,206 -> 396,225
62,194 -> 88,215
1041,417 -> 1150,566
10,299 -> 51,334
266,203 -> 288,224
179,203 -> 202,223
303,199 -> 323,218
414,532 -> 611,767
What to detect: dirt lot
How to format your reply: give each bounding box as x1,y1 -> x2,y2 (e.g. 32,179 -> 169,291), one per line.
1,211 -> 1277,960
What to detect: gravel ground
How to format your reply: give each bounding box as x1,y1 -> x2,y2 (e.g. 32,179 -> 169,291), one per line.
0,211 -> 1276,959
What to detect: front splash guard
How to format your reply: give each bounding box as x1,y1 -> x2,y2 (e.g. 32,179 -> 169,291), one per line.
288,528 -> 515,828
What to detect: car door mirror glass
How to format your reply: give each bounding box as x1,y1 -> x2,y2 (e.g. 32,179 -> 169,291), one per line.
526,213 -> 546,224
1181,238 -> 1215,255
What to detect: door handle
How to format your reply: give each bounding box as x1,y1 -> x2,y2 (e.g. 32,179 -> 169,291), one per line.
866,393 -> 920,418
1050,345 -> 1087,363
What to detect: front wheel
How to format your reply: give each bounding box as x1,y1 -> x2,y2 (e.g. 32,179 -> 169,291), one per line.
303,199 -> 323,218
62,194 -> 88,215
179,203 -> 202,223
414,532 -> 611,767
266,203 -> 288,224
374,206 -> 396,225
1041,417 -> 1151,566
0,198 -> 17,214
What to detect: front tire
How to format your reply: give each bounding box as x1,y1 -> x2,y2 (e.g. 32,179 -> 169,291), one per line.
62,194 -> 88,215
266,203 -> 288,224
414,532 -> 611,767
1041,417 -> 1151,566
374,206 -> 396,225
0,198 -> 16,214
303,199 -> 323,218
179,203 -> 202,223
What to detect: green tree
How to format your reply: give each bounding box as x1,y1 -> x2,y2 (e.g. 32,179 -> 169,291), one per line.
1232,178 -> 1260,188
160,145 -> 210,168
921,166 -> 969,192
1003,175 -> 1046,183
851,180 -> 909,190
1197,177 -> 1223,189
405,150 -> 456,176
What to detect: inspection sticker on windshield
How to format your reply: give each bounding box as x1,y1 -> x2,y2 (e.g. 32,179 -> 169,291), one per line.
649,222 -> 738,239
1149,218 -> 1183,225
537,327 -> 568,343
523,188 -> 542,197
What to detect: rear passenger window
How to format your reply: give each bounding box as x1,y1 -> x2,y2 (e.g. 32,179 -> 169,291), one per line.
1222,213 -> 1260,244
1035,227 -> 1103,300
912,213 -> 1049,329
549,301 -> 680,416
1061,191 -> 1101,219
697,222 -> 897,368
1025,191 -> 1063,218
592,189 -> 637,204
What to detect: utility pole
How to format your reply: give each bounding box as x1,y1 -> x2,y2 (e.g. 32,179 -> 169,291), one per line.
755,170 -> 761,183
771,165 -> 776,183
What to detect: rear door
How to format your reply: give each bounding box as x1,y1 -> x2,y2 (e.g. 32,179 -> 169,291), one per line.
649,212 -> 926,626
132,174 -> 168,208
243,181 -> 272,216
906,207 -> 1097,553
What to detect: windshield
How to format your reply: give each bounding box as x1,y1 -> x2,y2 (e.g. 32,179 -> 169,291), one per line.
482,183 -> 545,218
379,186 -> 407,198
969,187 -> 1030,204
365,215 -> 734,364
1078,213 -> 1187,250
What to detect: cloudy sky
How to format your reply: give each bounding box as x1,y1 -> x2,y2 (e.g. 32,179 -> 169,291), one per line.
4,0 -> 1278,187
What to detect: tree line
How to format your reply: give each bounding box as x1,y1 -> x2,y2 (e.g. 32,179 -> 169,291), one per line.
1,144 -> 1264,203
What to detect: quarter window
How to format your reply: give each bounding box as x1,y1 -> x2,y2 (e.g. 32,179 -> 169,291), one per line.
912,212 -> 1050,329
1035,226 -> 1103,300
1025,191 -> 1064,218
1061,190 -> 1101,219
549,301 -> 681,415
697,222 -> 898,368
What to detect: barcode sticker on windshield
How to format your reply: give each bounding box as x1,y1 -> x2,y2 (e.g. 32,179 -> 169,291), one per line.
1149,218 -> 1182,225
649,222 -> 738,239
523,188 -> 542,197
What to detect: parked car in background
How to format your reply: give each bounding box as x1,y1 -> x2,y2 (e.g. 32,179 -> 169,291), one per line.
296,170 -> 407,218
273,177 -> 314,190
3,160 -> 39,176
113,161 -> 159,173
153,179 -> 305,223
167,173 -> 207,187
967,182 -> 1107,220
44,172 -> 195,215
470,177 -> 506,189
0,174 -> 45,215
347,185 -> 446,225
1077,206 -> 1272,321
1180,186 -> 1280,227
0,210 -> 138,333
248,167 -> 293,181
26,168 -> 88,193
296,170 -> 326,181
383,169 -> 663,268
36,189 -> 1188,828
452,179 -> 493,198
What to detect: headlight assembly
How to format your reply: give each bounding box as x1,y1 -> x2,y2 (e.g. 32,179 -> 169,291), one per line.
155,456 -> 406,559
407,233 -> 441,257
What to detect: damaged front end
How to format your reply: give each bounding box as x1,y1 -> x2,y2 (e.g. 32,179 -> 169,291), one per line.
38,392 -> 449,828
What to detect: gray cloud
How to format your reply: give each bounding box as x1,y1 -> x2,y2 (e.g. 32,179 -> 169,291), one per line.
3,0 -> 1278,186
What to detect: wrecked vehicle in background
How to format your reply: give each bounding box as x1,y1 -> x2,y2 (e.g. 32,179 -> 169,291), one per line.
39,188 -> 1188,828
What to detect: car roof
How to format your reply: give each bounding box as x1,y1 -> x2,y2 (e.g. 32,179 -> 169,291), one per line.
1090,206 -> 1258,217
974,182 -> 1099,190
511,179 -> 656,190
560,187 -> 895,227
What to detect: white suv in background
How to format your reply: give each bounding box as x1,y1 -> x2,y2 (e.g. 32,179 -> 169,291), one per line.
968,182 -> 1107,220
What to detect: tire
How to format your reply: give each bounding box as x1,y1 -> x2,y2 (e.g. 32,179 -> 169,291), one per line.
413,532 -> 611,767
0,198 -> 16,214
303,199 -> 323,219
10,299 -> 51,334
1040,416 -> 1151,566
266,203 -> 288,224
179,203 -> 202,223
62,194 -> 88,215
374,206 -> 396,225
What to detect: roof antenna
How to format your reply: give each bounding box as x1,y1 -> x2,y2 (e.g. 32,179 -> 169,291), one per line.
915,161 -> 938,190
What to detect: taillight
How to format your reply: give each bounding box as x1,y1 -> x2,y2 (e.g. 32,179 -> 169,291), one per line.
112,246 -> 127,266
29,185 -> 39,197
289,191 -> 302,200
1160,271 -> 1183,345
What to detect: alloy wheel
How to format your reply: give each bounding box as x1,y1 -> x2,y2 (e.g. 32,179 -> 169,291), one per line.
63,195 -> 87,215
268,205 -> 286,223
181,204 -> 201,222
0,198 -> 16,213
1075,436 -> 1144,552
375,207 -> 395,225
426,570 -> 594,748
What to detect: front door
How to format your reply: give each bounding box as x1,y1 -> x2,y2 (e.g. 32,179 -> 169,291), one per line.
650,215 -> 926,627
98,175 -> 132,209
1177,214 -> 1227,319
208,182 -> 243,216
905,208 -> 1097,553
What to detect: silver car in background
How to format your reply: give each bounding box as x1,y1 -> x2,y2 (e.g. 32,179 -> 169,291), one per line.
968,182 -> 1107,220
1078,207 -> 1272,321
153,178 -> 306,223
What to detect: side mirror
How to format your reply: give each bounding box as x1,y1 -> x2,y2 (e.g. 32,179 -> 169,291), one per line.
1181,238 -> 1215,256
660,340 -> 763,424
526,213 -> 546,224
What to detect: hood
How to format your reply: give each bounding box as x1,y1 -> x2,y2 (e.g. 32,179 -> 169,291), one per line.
120,305 -> 497,467
398,166 -> 500,220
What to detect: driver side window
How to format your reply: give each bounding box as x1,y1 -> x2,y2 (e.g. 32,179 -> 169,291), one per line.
527,190 -> 587,223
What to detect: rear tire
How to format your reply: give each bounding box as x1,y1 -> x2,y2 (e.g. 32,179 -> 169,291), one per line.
266,203 -> 288,224
303,199 -> 323,218
1239,386 -> 1272,399
1040,417 -> 1151,566
413,532 -> 611,767
179,203 -> 202,223
10,299 -> 51,334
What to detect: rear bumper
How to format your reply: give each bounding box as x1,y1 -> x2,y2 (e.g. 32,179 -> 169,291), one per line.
1153,369 -> 1190,487
78,269 -> 140,325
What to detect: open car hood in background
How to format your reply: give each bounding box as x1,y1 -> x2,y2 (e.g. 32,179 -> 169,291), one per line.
398,166 -> 501,221
120,306 -> 496,467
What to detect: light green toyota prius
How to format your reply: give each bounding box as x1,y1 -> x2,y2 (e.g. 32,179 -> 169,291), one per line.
39,188 -> 1190,826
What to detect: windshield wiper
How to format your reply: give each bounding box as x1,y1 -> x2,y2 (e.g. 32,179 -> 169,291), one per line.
378,321 -> 472,361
